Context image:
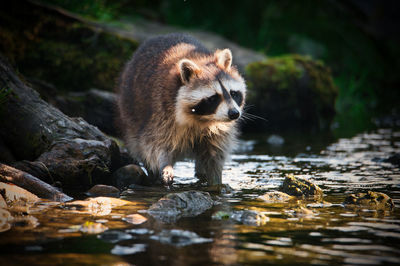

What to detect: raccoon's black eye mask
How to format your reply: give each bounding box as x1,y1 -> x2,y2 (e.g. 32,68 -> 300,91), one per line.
230,90 -> 243,107
191,94 -> 221,115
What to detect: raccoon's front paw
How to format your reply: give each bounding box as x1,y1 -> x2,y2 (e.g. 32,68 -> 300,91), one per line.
161,165 -> 174,185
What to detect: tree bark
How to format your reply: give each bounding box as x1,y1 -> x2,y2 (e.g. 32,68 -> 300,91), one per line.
0,55 -> 127,190
0,163 -> 72,202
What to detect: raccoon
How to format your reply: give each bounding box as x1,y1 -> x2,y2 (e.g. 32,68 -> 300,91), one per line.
116,33 -> 246,186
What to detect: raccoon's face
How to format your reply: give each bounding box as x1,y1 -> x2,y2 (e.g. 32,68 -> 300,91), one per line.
176,49 -> 246,126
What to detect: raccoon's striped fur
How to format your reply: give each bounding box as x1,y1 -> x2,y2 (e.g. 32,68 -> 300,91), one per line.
117,33 -> 246,186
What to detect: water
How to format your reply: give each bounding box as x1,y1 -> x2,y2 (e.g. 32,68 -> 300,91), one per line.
1,128 -> 400,265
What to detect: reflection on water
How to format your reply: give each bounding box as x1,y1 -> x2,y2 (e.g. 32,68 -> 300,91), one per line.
1,128 -> 400,265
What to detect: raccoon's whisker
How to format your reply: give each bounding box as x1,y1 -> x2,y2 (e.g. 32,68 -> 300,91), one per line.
243,104 -> 255,109
242,112 -> 268,122
241,113 -> 256,121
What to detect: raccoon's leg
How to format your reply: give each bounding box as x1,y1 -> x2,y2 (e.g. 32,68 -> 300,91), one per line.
158,152 -> 174,185
195,150 -> 226,186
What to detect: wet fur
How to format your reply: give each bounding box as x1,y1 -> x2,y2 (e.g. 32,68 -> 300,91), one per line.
116,33 -> 246,185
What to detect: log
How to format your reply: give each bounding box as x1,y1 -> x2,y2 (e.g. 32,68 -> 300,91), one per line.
0,54 -> 128,190
0,163 -> 72,202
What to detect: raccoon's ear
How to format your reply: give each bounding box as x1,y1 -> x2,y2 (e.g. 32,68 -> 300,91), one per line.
178,59 -> 201,84
215,49 -> 232,71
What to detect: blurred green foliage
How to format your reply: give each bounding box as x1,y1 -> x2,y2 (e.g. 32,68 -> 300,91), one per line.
0,1 -> 138,92
156,0 -> 398,134
245,54 -> 337,131
35,0 -> 400,133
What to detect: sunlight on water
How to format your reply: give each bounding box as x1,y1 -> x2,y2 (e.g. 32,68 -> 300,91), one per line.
1,128 -> 399,265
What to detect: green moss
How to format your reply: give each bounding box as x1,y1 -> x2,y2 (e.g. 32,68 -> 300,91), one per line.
280,174 -> 323,199
246,55 -> 304,92
0,1 -> 138,92
344,191 -> 395,211
245,54 -> 338,131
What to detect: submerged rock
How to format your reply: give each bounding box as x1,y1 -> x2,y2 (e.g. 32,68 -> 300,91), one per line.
122,214 -> 147,225
63,197 -> 131,216
293,207 -> 315,218
280,174 -> 323,199
147,191 -> 214,223
79,221 -> 108,234
260,191 -> 294,202
111,244 -> 147,255
150,229 -> 212,247
86,184 -> 120,198
98,230 -> 134,243
267,135 -> 285,146
384,153 -> 400,167
212,210 -> 269,226
245,54 -> 337,131
343,191 -> 395,211
231,210 -> 270,226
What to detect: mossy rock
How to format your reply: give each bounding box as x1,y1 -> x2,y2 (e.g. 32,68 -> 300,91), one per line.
280,174 -> 323,199
0,1 -> 138,92
343,191 -> 395,211
245,54 -> 338,131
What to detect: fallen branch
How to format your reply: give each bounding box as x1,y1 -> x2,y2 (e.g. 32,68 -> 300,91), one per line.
0,163 -> 72,202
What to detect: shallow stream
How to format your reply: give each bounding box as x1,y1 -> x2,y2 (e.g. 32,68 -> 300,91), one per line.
1,127 -> 400,265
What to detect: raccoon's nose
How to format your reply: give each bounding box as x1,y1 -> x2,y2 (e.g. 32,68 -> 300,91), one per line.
228,108 -> 240,120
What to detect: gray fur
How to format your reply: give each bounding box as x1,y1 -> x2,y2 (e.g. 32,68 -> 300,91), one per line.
116,33 -> 246,186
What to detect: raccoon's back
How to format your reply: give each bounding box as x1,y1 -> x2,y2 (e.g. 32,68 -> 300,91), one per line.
117,33 -> 210,135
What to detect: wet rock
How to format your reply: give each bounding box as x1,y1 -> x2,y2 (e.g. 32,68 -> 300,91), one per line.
32,138 -> 121,189
384,153 -> 400,167
87,185 -> 120,198
293,207 -> 315,218
63,197 -> 131,216
0,182 -> 39,204
147,191 -> 214,223
79,221 -> 108,234
343,191 -> 395,211
260,191 -> 294,202
113,164 -> 147,189
150,229 -> 212,247
245,55 -> 337,131
267,135 -> 285,146
122,214 -> 147,225
98,230 -> 133,243
280,174 -> 323,199
231,210 -> 269,226
55,89 -> 118,136
12,215 -> 39,230
111,244 -> 147,255
307,201 -> 333,208
0,56 -> 129,191
212,210 -> 269,226
127,228 -> 154,235
203,183 -> 234,193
